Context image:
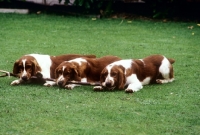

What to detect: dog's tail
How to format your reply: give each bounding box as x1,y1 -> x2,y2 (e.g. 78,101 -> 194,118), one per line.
168,58 -> 175,64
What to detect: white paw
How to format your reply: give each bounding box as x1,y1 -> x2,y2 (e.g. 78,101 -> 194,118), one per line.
93,86 -> 103,91
125,83 -> 143,93
65,84 -> 76,90
156,78 -> 175,84
125,89 -> 135,93
44,81 -> 56,87
10,80 -> 21,85
156,79 -> 163,84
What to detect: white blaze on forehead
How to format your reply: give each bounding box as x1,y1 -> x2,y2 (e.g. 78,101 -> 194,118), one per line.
57,75 -> 65,82
104,65 -> 114,85
22,59 -> 26,69
22,59 -> 27,77
106,64 -> 113,74
103,60 -> 133,87
57,66 -> 66,82
106,59 -> 133,75
68,58 -> 87,65
62,66 -> 66,71
108,59 -> 133,69
27,54 -> 52,78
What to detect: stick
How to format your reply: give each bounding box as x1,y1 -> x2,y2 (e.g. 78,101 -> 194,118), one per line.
66,81 -> 101,86
31,77 -> 100,86
34,77 -> 101,86
30,76 -> 55,81
0,70 -> 19,77
0,69 -> 101,86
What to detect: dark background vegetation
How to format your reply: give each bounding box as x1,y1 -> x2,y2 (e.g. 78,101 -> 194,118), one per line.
1,0 -> 200,20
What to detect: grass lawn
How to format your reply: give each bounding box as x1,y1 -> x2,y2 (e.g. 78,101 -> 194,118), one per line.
0,13 -> 200,135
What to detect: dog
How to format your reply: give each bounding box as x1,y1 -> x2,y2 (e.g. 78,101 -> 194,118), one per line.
11,53 -> 96,86
54,55 -> 121,89
93,54 -> 175,93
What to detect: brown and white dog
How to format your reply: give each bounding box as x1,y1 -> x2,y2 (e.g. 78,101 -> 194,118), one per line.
93,55 -> 175,93
11,54 -> 96,86
54,55 -> 121,89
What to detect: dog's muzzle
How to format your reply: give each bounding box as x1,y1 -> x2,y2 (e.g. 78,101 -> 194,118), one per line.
22,76 -> 28,81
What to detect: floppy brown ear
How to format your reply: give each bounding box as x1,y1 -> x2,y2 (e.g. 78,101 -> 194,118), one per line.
31,60 -> 41,75
117,66 -> 126,90
54,67 -> 59,79
72,66 -> 81,81
13,60 -> 19,74
100,69 -> 106,84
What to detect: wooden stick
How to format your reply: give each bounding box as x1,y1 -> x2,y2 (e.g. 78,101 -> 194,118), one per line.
29,76 -> 53,81
0,69 -> 101,86
66,81 -> 101,86
34,77 -> 101,86
0,70 -> 19,77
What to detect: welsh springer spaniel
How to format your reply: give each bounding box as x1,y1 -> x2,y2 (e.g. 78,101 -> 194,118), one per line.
11,54 -> 96,86
93,55 -> 175,93
54,55 -> 121,89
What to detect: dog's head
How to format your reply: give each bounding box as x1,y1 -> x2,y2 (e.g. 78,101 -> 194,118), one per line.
55,61 -> 81,87
13,56 -> 41,81
100,65 -> 126,90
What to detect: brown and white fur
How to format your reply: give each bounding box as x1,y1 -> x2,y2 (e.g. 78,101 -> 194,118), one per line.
93,55 -> 175,93
54,55 -> 121,89
11,54 -> 96,86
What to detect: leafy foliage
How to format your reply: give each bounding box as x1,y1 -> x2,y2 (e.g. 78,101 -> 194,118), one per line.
143,0 -> 182,18
0,0 -> 10,2
62,0 -> 113,15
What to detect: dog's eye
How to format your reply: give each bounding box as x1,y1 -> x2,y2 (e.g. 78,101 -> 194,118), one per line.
58,70 -> 62,74
66,70 -> 71,74
111,72 -> 117,77
64,70 -> 71,75
18,65 -> 23,69
18,65 -> 24,71
65,70 -> 73,76
103,72 -> 108,77
26,65 -> 31,69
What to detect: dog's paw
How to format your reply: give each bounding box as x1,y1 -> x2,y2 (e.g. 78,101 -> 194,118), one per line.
125,89 -> 134,93
44,82 -> 52,87
44,81 -> 56,87
65,84 -> 75,90
93,86 -> 103,91
156,79 -> 163,84
10,80 -> 21,85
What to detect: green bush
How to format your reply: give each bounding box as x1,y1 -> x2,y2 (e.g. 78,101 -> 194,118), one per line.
143,0 -> 182,18
62,0 -> 114,15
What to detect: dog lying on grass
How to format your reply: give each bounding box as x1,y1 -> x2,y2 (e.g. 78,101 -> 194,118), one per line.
93,54 -> 175,93
52,55 -> 121,89
10,54 -> 96,86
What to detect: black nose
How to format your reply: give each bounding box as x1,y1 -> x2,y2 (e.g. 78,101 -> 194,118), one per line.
22,76 -> 28,81
58,81 -> 64,87
105,82 -> 112,87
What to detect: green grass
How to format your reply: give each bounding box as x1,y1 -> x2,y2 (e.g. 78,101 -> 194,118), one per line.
0,13 -> 200,135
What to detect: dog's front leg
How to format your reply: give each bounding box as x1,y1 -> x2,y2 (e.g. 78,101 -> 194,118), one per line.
10,79 -> 24,85
125,82 -> 143,93
93,86 -> 104,91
